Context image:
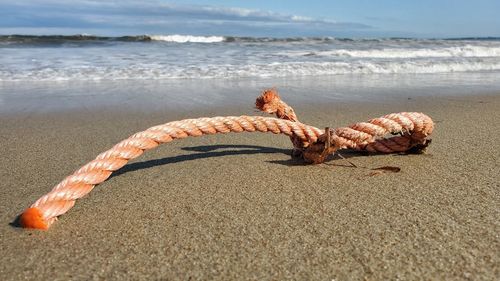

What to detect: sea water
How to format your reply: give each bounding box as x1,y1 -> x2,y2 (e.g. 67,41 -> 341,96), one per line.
1,35 -> 500,113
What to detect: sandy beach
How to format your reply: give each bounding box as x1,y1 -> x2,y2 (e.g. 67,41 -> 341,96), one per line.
0,91 -> 498,280
2,1 -> 500,279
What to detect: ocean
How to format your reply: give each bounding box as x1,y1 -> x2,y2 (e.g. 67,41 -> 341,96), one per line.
2,35 -> 500,80
1,34 -> 500,113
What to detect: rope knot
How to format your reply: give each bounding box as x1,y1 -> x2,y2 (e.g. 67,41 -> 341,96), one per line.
302,127 -> 338,164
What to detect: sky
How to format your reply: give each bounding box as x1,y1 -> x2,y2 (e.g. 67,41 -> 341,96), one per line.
0,0 -> 499,38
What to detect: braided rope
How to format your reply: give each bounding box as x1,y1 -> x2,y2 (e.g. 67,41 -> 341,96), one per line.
20,116 -> 323,229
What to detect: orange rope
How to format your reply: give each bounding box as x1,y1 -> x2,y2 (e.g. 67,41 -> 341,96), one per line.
20,116 -> 322,229
255,89 -> 433,163
20,90 -> 434,230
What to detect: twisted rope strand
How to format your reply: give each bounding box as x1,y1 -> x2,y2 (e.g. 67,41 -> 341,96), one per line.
20,116 -> 323,229
332,112 -> 434,152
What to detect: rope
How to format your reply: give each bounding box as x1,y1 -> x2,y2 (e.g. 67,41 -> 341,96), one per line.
20,89 -> 434,230
20,116 -> 323,229
255,89 -> 434,163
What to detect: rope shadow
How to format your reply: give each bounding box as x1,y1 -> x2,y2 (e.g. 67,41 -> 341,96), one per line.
10,217 -> 21,228
111,144 -> 292,179
11,145 -> 293,229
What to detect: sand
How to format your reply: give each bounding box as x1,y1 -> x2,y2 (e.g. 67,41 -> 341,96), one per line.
0,93 -> 499,280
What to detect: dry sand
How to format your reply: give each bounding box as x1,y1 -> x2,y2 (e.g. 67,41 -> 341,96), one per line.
0,94 -> 499,280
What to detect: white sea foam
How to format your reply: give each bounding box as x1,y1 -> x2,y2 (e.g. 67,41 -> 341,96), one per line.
281,45 -> 500,59
149,34 -> 225,43
2,59 -> 500,81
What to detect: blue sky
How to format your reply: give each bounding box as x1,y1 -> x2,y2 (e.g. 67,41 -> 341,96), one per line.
1,0 -> 499,38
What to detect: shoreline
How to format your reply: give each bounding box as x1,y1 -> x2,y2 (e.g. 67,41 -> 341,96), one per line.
2,72 -> 500,116
1,92 -> 499,279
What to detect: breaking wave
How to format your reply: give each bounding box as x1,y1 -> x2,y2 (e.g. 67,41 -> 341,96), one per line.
148,35 -> 225,43
0,34 -> 336,45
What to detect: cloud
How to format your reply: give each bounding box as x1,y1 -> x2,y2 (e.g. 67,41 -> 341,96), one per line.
0,0 -> 372,36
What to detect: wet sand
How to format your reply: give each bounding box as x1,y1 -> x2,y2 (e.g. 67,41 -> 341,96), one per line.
0,93 -> 499,280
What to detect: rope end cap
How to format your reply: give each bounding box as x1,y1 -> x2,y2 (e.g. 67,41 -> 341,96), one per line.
20,207 -> 49,230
